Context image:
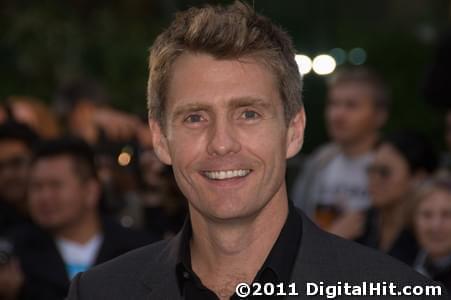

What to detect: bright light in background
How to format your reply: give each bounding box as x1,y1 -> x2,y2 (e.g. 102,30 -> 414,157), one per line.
348,48 -> 367,65
118,152 -> 131,166
312,54 -> 336,75
329,48 -> 346,65
118,146 -> 133,167
295,54 -> 312,75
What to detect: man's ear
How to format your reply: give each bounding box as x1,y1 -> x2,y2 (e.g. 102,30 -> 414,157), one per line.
148,119 -> 172,165
286,108 -> 306,159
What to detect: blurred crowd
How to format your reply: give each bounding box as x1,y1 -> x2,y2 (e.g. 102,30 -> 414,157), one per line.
0,79 -> 188,300
289,66 -> 451,293
0,41 -> 451,299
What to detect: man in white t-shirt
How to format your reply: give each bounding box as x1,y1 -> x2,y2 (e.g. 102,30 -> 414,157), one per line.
2,137 -> 154,300
291,67 -> 389,239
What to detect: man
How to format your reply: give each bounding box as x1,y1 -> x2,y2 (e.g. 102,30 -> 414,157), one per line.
1,137 -> 155,300
291,67 -> 389,239
68,2 -> 447,299
0,122 -> 37,300
0,121 -> 38,234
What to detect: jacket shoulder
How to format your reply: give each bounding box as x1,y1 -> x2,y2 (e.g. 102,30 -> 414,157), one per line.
67,239 -> 176,299
294,215 -> 448,299
85,238 -> 171,277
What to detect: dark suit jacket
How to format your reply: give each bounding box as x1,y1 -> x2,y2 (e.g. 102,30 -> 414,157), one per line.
67,211 -> 448,299
12,216 -> 155,300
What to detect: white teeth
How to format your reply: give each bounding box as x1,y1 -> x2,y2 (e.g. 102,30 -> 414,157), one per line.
204,169 -> 251,180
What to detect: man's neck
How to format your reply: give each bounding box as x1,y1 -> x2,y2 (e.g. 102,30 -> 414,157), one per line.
189,187 -> 289,298
55,214 -> 101,245
340,133 -> 379,158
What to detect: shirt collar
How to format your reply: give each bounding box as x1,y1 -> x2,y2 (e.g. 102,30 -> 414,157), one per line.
175,200 -> 303,295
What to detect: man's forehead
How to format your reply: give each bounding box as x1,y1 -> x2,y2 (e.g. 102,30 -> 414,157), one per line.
328,82 -> 376,102
33,155 -> 74,173
165,53 -> 281,110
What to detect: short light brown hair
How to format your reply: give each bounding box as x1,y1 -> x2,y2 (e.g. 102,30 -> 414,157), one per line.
328,66 -> 391,112
147,1 -> 302,127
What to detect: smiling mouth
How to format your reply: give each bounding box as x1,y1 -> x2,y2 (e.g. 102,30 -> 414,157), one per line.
202,169 -> 252,180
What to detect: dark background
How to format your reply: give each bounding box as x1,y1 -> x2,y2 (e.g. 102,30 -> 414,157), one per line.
1,0 -> 450,153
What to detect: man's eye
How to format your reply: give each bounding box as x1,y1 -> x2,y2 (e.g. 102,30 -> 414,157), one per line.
185,114 -> 203,123
241,110 -> 260,120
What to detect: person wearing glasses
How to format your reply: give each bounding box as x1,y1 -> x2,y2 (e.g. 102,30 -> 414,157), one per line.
358,130 -> 438,265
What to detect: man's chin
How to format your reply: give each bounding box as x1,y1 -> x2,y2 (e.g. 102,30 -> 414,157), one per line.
195,200 -> 264,223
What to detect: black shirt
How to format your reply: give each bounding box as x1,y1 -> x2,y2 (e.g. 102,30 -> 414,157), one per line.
176,201 -> 302,299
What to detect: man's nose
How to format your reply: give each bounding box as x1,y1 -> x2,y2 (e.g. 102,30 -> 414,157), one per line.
207,117 -> 241,156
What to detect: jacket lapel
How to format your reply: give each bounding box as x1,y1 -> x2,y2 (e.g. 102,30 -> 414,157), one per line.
139,228 -> 184,299
288,211 -> 343,299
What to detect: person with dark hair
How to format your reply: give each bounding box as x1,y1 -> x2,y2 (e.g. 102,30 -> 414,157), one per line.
54,78 -> 147,145
0,121 -> 39,234
0,122 -> 38,300
68,2 -> 446,299
358,130 -> 439,265
0,96 -> 61,139
54,79 -> 154,221
291,66 -> 389,240
0,137 -> 156,300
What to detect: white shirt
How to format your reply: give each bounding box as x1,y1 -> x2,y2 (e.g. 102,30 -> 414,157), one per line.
312,152 -> 373,211
56,234 -> 103,279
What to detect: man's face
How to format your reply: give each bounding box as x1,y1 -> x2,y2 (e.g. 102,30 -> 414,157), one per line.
150,53 -> 305,222
28,155 -> 97,231
0,140 -> 31,205
326,83 -> 384,146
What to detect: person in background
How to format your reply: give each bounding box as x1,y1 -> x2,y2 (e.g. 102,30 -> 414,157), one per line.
0,96 -> 61,139
54,79 -> 152,220
358,130 -> 438,265
0,137 -> 156,300
54,78 -> 147,145
291,67 -> 389,239
138,147 -> 187,238
413,176 -> 451,293
0,122 -> 38,300
0,122 -> 39,235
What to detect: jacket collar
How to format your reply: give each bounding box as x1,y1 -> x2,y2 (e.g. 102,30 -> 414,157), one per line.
139,227 -> 184,299
138,209 -> 335,298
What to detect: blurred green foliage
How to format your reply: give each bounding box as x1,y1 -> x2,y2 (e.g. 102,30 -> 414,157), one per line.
1,0 -> 449,152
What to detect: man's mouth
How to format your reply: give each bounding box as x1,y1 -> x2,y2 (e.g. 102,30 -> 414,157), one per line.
202,169 -> 251,180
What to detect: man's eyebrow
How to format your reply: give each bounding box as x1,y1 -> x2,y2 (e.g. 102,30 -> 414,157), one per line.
228,97 -> 272,109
